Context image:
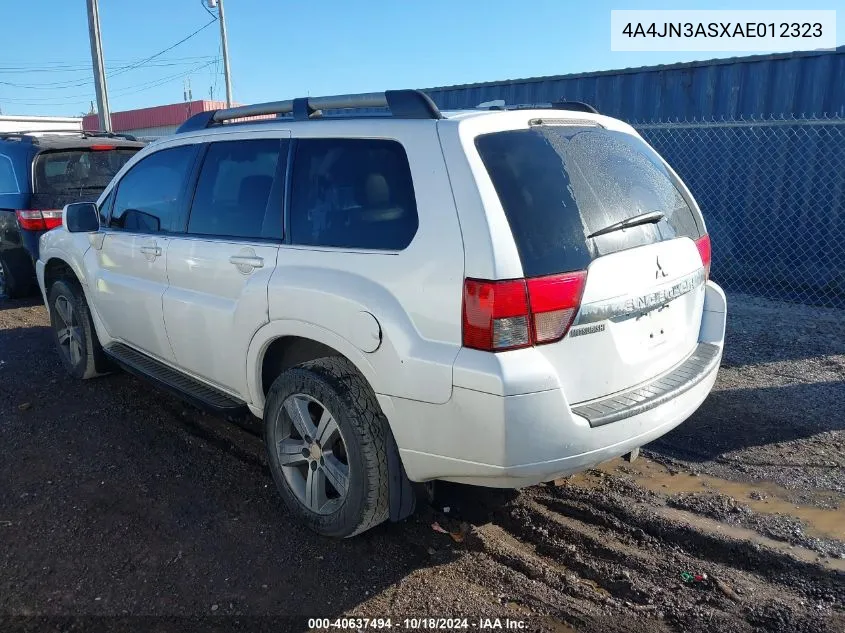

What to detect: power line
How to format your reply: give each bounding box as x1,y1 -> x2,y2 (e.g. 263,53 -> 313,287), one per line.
1,15 -> 220,112
0,55 -> 215,68
1,60 -> 217,107
106,17 -> 217,81
0,58 -> 216,89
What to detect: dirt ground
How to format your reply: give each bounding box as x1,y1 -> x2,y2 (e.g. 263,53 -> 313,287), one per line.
1,292 -> 843,633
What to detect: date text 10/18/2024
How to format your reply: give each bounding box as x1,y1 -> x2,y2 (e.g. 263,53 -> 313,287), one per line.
308,618 -> 529,630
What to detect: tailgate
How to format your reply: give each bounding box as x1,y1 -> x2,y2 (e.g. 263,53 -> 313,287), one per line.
473,118 -> 711,404
543,237 -> 706,404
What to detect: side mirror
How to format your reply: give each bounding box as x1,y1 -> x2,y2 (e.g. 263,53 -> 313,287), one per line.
64,202 -> 100,233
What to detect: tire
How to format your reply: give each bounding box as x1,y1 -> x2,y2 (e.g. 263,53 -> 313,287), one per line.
0,254 -> 30,299
47,279 -> 109,380
264,357 -> 389,537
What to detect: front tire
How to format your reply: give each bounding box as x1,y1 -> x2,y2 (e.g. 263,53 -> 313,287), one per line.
264,357 -> 389,537
47,279 -> 109,380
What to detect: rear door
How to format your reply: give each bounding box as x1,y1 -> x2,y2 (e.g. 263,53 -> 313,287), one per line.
92,144 -> 199,363
0,147 -> 32,275
475,122 -> 708,403
162,135 -> 289,398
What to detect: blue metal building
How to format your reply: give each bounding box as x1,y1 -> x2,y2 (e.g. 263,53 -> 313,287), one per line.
422,48 -> 845,307
422,47 -> 845,121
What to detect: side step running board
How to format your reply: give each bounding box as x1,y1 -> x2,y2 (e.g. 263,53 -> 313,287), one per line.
103,343 -> 247,414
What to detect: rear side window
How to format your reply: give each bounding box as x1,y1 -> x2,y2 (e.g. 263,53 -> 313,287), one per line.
475,126 -> 703,277
34,149 -> 137,194
110,145 -> 197,233
289,139 -> 418,250
0,154 -> 19,193
188,139 -> 285,240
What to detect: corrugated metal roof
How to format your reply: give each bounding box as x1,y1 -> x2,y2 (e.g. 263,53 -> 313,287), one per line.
422,47 -> 845,121
83,100 -> 230,132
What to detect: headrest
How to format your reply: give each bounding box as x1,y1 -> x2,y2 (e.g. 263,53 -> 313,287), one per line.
365,173 -> 390,207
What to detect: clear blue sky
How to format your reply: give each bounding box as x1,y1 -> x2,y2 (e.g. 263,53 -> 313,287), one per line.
1,0 -> 842,117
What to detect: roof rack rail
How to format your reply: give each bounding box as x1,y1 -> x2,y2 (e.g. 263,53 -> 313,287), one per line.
471,99 -> 600,114
550,100 -> 599,114
176,89 -> 442,134
0,129 -> 140,142
82,130 -> 140,141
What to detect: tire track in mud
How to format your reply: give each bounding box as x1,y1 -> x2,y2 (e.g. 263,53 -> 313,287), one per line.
448,469 -> 845,633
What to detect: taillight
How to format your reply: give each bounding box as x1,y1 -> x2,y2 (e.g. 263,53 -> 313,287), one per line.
15,209 -> 63,231
526,271 -> 587,344
463,279 -> 530,351
89,145 -> 115,151
462,271 -> 587,352
695,234 -> 711,280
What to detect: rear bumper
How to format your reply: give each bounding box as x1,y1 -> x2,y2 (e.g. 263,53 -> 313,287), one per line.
383,281 -> 727,488
20,229 -> 45,263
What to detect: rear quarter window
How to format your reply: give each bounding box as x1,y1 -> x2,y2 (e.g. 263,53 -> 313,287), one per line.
0,153 -> 20,193
289,138 -> 418,250
475,126 -> 704,277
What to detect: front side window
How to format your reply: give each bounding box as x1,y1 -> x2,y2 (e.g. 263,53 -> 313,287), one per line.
98,189 -> 115,225
187,139 -> 284,240
110,145 -> 197,233
0,154 -> 19,193
289,139 -> 418,250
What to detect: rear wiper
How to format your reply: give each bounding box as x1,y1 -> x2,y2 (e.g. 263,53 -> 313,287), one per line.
587,210 -> 665,239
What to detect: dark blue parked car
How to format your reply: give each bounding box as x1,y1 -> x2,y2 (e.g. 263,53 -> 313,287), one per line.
0,131 -> 144,298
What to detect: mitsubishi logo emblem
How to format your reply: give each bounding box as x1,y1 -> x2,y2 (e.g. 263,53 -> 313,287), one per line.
656,256 -> 668,279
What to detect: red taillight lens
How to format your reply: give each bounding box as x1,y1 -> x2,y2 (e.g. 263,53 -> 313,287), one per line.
15,209 -> 62,231
89,145 -> 115,151
695,234 -> 711,280
463,279 -> 530,351
16,210 -> 46,230
526,271 -> 587,344
41,210 -> 64,229
462,271 -> 587,352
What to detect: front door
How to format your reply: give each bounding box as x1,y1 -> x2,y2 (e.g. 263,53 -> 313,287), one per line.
162,135 -> 289,397
90,144 -> 199,363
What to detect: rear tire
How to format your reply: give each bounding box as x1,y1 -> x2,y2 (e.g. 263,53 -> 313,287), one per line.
264,357 -> 389,537
47,279 -> 109,379
0,254 -> 31,299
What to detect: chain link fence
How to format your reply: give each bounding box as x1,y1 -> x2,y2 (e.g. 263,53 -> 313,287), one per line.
635,115 -> 845,308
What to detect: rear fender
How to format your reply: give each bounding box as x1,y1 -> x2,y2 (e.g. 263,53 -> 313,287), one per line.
245,319 -> 380,415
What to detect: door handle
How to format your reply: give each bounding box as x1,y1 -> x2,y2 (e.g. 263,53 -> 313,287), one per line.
229,255 -> 264,269
139,245 -> 162,256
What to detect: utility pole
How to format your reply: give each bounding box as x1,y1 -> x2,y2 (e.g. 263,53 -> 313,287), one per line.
86,0 -> 112,132
207,0 -> 233,107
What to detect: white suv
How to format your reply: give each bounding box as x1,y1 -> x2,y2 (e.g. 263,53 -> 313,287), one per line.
36,90 -> 726,537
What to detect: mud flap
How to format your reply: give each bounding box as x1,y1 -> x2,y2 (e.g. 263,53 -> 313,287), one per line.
385,424 -> 416,522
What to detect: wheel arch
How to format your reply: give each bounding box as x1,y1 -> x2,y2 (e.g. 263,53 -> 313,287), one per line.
43,255 -> 82,291
247,320 -> 381,418
41,251 -> 112,349
252,326 -> 416,523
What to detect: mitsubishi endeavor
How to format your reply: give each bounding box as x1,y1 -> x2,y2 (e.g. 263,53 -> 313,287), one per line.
35,90 -> 726,537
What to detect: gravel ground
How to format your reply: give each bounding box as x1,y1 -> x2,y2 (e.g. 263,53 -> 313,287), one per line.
1,292 -> 843,633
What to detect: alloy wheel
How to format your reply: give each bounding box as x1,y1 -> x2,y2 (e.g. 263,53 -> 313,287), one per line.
273,393 -> 350,515
54,295 -> 84,367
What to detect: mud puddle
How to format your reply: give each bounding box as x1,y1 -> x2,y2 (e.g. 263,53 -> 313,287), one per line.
589,457 -> 845,541
653,505 -> 845,572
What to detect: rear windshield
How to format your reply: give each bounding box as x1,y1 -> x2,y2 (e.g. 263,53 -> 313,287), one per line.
33,148 -> 138,195
475,126 -> 703,277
